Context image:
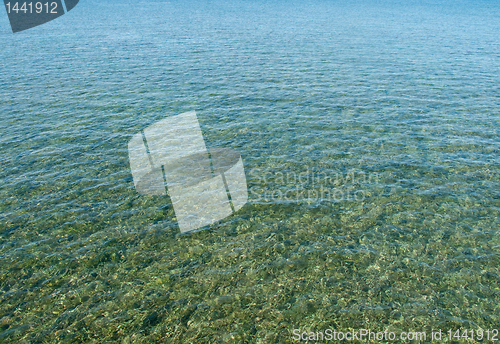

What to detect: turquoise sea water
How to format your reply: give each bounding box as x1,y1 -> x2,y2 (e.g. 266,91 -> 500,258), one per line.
1,0 -> 500,342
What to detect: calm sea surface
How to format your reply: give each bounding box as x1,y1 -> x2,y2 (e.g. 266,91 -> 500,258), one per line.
1,0 -> 499,342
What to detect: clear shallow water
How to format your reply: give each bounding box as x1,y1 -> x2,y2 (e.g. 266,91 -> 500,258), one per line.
1,0 -> 499,342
